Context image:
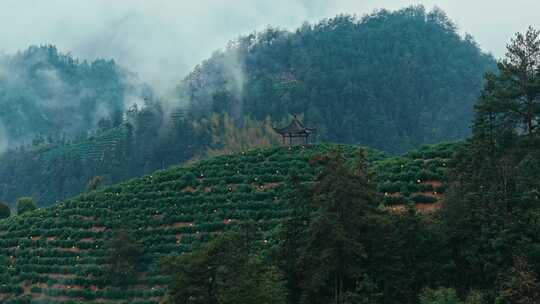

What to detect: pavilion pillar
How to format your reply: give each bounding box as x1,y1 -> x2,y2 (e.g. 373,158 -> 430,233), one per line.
273,116 -> 317,146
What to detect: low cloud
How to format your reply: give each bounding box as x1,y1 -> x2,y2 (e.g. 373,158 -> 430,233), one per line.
0,0 -> 537,151
2,0 -> 536,94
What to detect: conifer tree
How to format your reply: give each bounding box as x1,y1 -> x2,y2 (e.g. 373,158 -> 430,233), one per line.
107,229 -> 146,286
274,173 -> 313,304
476,27 -> 540,138
163,232 -> 286,304
300,149 -> 379,304
444,27 -> 540,295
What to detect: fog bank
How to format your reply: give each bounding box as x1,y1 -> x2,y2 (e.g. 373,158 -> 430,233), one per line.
0,0 -> 538,92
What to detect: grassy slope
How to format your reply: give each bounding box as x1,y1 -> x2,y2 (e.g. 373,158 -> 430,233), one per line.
0,142 -> 460,303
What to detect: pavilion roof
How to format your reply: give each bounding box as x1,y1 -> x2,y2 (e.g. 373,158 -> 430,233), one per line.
273,115 -> 316,135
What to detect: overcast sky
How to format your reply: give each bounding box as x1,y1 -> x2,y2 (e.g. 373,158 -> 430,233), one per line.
1,0 -> 538,90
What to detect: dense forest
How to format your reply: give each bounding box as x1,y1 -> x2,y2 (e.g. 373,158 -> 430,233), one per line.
0,46 -> 202,206
0,107 -> 272,206
181,6 -> 495,153
0,6 -> 495,208
0,45 -> 128,149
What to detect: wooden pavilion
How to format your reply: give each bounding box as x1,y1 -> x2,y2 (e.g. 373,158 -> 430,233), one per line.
273,115 -> 317,145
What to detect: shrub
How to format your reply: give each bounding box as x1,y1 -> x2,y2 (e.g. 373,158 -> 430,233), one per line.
16,197 -> 36,215
378,181 -> 401,193
420,287 -> 462,304
0,202 -> 11,219
183,172 -> 198,186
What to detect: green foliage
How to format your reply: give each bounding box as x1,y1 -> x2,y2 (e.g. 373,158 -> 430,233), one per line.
475,27 -> 540,140
419,288 -> 462,304
464,291 -> 485,304
343,274 -> 382,304
0,6 -> 482,207
194,113 -> 281,157
182,6 -> 495,154
271,147 -> 453,304
300,149 -> 380,304
0,101 -> 201,207
15,197 -> 35,215
0,45 -> 124,145
271,173 -> 312,304
2,14 -> 540,304
442,27 -> 540,300
107,229 -> 147,286
0,143 -> 450,303
0,202 -> 10,219
496,257 -> 540,304
163,232 -> 286,304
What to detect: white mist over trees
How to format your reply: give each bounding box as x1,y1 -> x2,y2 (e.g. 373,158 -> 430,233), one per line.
182,7 -> 496,153
0,0 -> 536,92
0,45 -> 152,151
0,6 -> 497,207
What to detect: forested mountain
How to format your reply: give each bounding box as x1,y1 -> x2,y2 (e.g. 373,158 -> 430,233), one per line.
0,46 -> 188,207
0,6 -> 495,207
181,6 -> 496,153
0,101 -> 202,207
0,45 -> 128,150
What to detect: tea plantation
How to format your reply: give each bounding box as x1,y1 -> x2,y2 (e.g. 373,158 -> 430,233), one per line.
0,142 -> 460,303
41,127 -> 129,162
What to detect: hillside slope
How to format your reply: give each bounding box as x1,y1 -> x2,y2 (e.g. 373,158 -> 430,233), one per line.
182,6 -> 495,153
0,45 -> 129,148
0,143 -> 458,303
0,103 -> 199,207
0,6 -> 492,207
0,127 -> 132,206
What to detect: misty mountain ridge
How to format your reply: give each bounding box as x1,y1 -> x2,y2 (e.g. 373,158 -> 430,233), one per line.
0,45 -> 152,153
182,6 -> 496,153
0,6 -> 495,206
0,7 -> 495,155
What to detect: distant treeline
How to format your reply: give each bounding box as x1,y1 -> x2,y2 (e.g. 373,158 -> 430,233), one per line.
0,45 -> 128,148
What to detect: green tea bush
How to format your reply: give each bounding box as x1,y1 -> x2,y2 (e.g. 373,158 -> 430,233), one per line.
16,198 -> 36,216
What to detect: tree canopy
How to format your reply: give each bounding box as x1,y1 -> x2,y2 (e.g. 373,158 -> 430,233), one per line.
15,197 -> 36,215
0,45 -> 126,146
181,6 -> 495,154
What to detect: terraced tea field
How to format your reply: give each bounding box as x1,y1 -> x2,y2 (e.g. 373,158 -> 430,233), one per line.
41,127 -> 129,162
0,142 -> 460,303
